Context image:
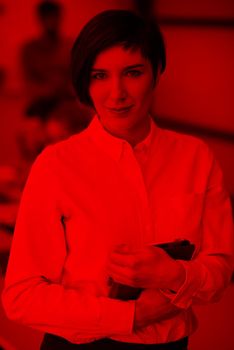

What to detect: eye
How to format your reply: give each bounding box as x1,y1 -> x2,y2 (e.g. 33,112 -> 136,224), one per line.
126,69 -> 143,78
90,72 -> 107,80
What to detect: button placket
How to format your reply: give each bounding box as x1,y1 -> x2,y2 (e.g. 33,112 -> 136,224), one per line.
121,142 -> 153,245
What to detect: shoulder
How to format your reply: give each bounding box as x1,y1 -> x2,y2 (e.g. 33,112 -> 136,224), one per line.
159,126 -> 202,147
154,126 -> 218,178
158,126 -> 213,160
155,127 -> 223,189
33,126 -> 92,167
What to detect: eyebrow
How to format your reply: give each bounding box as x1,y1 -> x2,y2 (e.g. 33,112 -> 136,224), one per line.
91,64 -> 145,71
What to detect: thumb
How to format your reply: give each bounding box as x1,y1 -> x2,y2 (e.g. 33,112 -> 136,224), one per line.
114,244 -> 130,253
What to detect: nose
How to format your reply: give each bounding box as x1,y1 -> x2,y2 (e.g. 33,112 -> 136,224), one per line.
108,77 -> 127,102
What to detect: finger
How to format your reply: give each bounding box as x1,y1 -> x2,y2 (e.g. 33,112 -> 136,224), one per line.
108,262 -> 134,282
109,252 -> 136,268
108,263 -> 148,288
113,244 -> 132,254
109,272 -> 134,287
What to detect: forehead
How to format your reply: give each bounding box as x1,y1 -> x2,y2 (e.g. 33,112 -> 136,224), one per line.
92,45 -> 149,69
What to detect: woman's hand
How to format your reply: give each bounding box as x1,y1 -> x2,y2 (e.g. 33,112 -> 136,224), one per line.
133,288 -> 181,331
107,244 -> 186,291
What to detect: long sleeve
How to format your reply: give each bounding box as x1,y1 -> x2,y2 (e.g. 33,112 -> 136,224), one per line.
1,148 -> 135,342
163,147 -> 234,309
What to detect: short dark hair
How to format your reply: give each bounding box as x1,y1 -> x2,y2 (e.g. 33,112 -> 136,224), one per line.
37,0 -> 61,18
71,10 -> 166,107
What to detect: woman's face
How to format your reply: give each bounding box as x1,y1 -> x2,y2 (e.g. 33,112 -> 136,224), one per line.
89,45 -> 155,140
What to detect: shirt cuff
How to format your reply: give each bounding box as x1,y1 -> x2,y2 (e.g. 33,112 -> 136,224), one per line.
160,260 -> 204,309
99,297 -> 135,335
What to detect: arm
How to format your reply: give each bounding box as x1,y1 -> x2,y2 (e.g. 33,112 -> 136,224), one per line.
161,147 -> 234,309
133,288 -> 181,331
1,148 -> 135,341
107,144 -> 234,320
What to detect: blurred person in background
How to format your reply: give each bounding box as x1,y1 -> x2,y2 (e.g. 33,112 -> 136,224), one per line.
19,0 -> 93,182
21,0 -> 72,102
0,0 -> 93,275
2,9 -> 234,350
0,68 -> 7,95
17,96 -> 93,186
20,0 -> 93,129
0,66 -> 20,276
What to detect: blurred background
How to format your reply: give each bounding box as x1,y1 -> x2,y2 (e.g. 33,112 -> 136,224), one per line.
0,0 -> 233,349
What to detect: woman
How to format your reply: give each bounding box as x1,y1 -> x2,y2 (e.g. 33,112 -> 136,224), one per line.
2,9 -> 234,350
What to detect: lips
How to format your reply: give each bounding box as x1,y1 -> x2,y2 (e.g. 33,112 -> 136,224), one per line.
107,105 -> 134,113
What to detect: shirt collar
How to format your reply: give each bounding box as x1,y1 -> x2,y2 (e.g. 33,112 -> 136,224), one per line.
133,118 -> 155,154
86,115 -> 157,161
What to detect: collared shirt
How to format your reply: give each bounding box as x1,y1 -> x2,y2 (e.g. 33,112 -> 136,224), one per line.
2,116 -> 234,344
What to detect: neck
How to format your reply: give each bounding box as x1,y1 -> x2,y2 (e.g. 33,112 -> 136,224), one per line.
103,116 -> 151,147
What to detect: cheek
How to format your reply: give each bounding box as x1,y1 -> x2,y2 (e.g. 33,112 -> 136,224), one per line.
89,86 -> 98,105
89,85 -> 107,106
135,84 -> 154,107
